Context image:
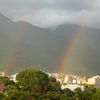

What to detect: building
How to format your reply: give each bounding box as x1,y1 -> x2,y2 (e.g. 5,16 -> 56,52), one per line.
10,73 -> 18,82
0,84 -> 5,93
77,77 -> 87,84
48,73 -> 87,85
95,78 -> 100,87
48,73 -> 65,84
87,75 -> 100,86
0,72 -> 10,77
63,75 -> 86,85
61,84 -> 85,91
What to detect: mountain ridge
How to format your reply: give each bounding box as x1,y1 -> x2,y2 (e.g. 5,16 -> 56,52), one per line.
0,13 -> 100,76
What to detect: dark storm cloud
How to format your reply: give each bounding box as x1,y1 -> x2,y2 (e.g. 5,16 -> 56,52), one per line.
0,0 -> 100,27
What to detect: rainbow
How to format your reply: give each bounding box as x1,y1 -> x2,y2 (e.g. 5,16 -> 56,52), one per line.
0,24 -> 25,72
0,11 -> 95,73
57,12 -> 94,73
57,27 -> 82,73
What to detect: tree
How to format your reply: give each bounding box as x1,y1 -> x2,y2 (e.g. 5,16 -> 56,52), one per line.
4,90 -> 36,100
38,91 -> 61,100
0,76 -> 15,86
62,88 -> 74,97
16,69 -> 49,94
0,93 -> 4,100
82,86 -> 96,100
47,77 -> 61,91
74,88 -> 82,100
4,69 -> 49,100
92,88 -> 100,100
4,85 -> 19,96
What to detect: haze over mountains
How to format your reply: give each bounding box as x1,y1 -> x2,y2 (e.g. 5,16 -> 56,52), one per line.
0,13 -> 100,76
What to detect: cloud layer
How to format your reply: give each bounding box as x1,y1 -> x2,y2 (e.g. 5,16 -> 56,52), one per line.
0,0 -> 100,27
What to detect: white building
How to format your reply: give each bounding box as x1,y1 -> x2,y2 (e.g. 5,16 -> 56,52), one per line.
61,84 -> 85,91
10,73 -> 18,82
48,73 -> 65,84
87,75 -> 100,86
63,75 -> 86,85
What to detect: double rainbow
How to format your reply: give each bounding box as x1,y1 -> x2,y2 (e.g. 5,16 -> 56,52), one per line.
57,12 -> 94,73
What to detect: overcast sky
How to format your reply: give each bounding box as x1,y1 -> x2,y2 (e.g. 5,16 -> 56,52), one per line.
0,0 -> 100,28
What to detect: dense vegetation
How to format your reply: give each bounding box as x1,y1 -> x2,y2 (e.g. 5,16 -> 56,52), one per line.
0,69 -> 99,100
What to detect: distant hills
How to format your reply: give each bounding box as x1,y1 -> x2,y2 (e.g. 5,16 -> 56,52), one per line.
0,13 -> 100,76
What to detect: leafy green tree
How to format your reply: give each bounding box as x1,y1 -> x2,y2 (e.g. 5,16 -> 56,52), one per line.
38,91 -> 61,100
4,85 -> 19,96
16,69 -> 49,94
92,88 -> 100,100
47,77 -> 61,91
82,87 -> 96,100
74,88 -> 82,100
4,90 -> 36,100
0,93 -> 4,100
62,88 -> 74,97
60,94 -> 68,100
60,88 -> 75,100
0,76 -> 15,86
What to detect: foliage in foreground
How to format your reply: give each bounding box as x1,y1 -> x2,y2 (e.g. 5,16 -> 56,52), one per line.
0,69 -> 100,100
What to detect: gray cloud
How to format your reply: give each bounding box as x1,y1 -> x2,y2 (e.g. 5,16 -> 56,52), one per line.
0,0 -> 100,27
